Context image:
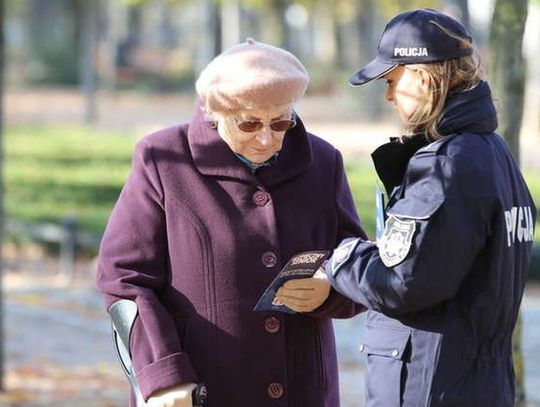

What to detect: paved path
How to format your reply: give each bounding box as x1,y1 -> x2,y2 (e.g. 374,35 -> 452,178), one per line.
3,265 -> 127,406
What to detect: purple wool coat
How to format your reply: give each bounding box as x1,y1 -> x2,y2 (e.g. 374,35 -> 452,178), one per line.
97,104 -> 367,407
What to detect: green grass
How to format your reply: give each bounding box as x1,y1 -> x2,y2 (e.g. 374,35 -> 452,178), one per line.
4,124 -> 540,248
5,125 -> 137,237
344,160 -> 379,238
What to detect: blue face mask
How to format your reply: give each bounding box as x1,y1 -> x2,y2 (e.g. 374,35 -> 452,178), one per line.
235,152 -> 279,172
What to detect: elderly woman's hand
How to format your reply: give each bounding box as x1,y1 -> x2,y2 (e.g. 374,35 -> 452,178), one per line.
276,268 -> 331,312
146,383 -> 197,407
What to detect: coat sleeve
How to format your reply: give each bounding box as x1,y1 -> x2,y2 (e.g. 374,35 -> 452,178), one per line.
327,154 -> 488,316
96,140 -> 197,400
309,150 -> 368,319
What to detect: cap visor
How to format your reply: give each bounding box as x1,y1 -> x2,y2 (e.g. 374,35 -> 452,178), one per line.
349,58 -> 398,86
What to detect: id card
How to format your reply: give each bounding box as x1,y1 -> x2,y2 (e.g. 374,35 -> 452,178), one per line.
375,183 -> 387,241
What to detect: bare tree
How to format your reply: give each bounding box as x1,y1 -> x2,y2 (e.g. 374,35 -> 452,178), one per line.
261,0 -> 289,48
355,0 -> 383,119
101,0 -> 128,91
489,1 -> 529,406
78,0 -> 100,124
442,0 -> 470,28
489,0 -> 528,164
0,0 -> 5,391
221,0 -> 240,50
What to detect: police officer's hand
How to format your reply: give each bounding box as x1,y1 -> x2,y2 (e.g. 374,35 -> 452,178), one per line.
276,267 -> 331,312
146,383 -> 197,407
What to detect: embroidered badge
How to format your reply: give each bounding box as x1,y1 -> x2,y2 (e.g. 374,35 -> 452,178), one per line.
334,245 -> 350,263
331,238 -> 361,276
379,216 -> 416,267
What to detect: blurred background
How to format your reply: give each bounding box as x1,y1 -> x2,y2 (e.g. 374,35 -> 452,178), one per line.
1,0 -> 539,405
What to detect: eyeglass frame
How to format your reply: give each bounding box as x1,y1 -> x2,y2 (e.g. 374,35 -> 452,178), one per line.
232,113 -> 297,133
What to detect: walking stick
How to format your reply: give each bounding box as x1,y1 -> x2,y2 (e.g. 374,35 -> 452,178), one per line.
109,299 -> 207,406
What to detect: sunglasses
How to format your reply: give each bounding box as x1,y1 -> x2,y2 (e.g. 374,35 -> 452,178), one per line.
234,116 -> 297,133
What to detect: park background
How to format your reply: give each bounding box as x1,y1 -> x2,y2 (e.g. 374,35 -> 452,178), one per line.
1,0 -> 539,405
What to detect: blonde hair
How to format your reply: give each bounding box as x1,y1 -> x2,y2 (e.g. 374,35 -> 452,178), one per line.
402,23 -> 486,141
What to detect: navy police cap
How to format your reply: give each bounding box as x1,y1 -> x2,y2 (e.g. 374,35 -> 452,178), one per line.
350,8 -> 473,86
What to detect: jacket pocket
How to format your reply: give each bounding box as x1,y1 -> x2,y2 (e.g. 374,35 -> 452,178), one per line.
360,325 -> 411,407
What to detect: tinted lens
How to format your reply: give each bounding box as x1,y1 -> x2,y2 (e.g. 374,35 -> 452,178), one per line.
235,118 -> 297,133
269,119 -> 297,132
236,121 -> 264,132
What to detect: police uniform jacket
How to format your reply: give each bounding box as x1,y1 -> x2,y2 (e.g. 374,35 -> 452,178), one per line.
327,81 -> 537,407
97,103 -> 366,407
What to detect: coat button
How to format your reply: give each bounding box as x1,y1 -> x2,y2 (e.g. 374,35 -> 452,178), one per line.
359,344 -> 365,352
261,251 -> 278,268
391,349 -> 399,357
267,382 -> 284,399
252,190 -> 270,206
264,317 -> 280,333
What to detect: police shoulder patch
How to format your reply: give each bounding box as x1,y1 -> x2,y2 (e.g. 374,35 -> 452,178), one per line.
331,238 -> 361,276
378,215 -> 416,267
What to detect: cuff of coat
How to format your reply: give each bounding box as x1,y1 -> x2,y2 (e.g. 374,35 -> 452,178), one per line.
136,352 -> 198,400
307,288 -> 366,319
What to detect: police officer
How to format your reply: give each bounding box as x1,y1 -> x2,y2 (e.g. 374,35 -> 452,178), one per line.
276,8 -> 537,406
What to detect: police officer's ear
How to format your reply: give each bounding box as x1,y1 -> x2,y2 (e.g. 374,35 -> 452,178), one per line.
416,67 -> 431,93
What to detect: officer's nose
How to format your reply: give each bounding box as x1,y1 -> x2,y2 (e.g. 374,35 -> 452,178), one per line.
385,86 -> 394,103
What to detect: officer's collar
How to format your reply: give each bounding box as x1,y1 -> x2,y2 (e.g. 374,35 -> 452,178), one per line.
371,134 -> 429,195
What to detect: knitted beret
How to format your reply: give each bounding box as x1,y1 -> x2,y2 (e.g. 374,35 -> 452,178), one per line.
196,39 -> 309,114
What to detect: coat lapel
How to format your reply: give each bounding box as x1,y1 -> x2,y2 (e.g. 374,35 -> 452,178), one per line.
257,117 -> 313,188
188,101 -> 313,188
188,102 -> 259,185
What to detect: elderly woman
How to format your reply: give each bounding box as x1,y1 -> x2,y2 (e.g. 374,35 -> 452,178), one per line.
97,39 -> 366,407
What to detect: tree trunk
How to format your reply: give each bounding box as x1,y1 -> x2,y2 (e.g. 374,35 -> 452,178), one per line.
312,0 -> 336,67
212,1 -> 222,57
78,0 -> 99,124
260,0 -> 285,47
356,0 -> 383,120
195,0 -> 219,73
489,1 -> 529,406
442,0 -> 470,29
101,0 -> 127,92
513,313 -> 526,407
221,0 -> 240,50
0,0 -> 5,391
489,0 -> 528,164
334,7 -> 347,70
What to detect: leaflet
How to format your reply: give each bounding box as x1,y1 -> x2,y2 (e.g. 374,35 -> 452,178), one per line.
253,250 -> 331,314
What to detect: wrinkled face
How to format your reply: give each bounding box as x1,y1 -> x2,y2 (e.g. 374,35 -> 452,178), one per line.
383,65 -> 428,123
217,105 -> 295,163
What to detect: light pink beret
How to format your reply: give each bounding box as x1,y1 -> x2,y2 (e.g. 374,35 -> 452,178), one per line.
196,39 -> 309,114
